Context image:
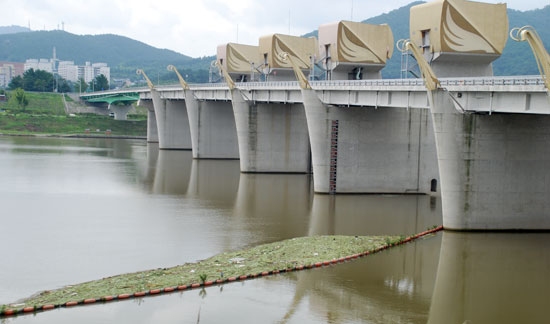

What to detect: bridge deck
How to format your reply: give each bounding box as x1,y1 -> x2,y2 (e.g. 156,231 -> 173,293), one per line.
81,76 -> 549,114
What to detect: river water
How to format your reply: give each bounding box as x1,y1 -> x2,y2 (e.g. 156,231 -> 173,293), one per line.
0,137 -> 548,324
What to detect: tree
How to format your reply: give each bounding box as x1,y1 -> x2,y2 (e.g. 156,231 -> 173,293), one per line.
20,69 -> 54,92
58,79 -> 72,93
78,78 -> 88,93
8,76 -> 23,90
13,88 -> 29,111
91,74 -> 109,92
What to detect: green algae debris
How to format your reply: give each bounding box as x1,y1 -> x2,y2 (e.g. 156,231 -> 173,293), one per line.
3,235 -> 401,311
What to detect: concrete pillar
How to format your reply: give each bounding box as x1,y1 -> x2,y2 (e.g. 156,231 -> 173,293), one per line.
430,90 -> 550,230
108,103 -> 132,120
150,90 -> 192,150
184,89 -> 239,159
302,89 -> 439,194
140,99 -> 158,143
230,89 -> 311,173
428,232 -> 550,324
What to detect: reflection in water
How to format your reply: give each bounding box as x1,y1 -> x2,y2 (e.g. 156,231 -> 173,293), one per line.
309,194 -> 442,236
428,232 -> 550,324
0,136 -> 452,323
152,150 -> 193,195
233,173 -> 313,243
278,234 -> 442,324
186,159 -> 240,204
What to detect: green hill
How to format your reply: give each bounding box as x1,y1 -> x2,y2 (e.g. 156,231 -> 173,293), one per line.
0,30 -> 213,82
304,2 -> 550,78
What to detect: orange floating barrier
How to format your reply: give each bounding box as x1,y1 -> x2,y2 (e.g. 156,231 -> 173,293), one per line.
2,309 -> 14,316
118,294 -> 130,299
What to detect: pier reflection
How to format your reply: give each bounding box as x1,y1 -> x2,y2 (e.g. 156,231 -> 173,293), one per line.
428,232 -> 550,324
308,194 -> 442,236
152,150 -> 192,195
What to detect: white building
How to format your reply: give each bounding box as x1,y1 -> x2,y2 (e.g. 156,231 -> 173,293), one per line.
92,63 -> 110,82
0,66 -> 14,87
24,58 -> 54,73
24,56 -> 110,85
57,61 -> 79,82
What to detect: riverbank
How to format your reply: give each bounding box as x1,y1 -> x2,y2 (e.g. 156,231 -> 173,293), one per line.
0,113 -> 147,137
0,91 -> 147,137
0,227 -> 442,317
0,132 -> 146,140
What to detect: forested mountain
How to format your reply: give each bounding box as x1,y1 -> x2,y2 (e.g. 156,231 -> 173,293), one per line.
0,31 -> 213,82
1,2 -> 549,82
304,2 -> 550,78
0,26 -> 31,35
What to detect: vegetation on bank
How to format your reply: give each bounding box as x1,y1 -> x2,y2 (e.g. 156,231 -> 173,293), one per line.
2,235 -> 403,312
0,91 -> 147,136
0,113 -> 146,136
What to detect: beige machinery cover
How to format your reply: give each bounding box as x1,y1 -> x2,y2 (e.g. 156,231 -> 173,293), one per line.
318,21 -> 394,64
410,0 -> 508,55
217,43 -> 262,73
259,34 -> 318,69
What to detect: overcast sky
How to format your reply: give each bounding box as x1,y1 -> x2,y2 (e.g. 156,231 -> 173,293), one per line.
2,0 -> 549,57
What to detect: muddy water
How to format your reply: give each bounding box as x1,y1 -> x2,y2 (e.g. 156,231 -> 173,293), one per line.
1,137 -> 547,323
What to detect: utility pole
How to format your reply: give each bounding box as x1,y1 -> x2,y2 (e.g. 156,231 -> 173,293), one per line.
288,10 -> 291,34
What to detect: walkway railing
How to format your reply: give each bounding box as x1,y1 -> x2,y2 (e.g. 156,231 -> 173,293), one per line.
81,75 -> 546,98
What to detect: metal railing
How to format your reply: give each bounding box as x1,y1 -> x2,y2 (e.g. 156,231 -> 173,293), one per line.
81,76 -> 546,98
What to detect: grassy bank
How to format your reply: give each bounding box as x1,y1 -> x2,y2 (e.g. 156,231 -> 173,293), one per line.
0,113 -> 147,136
0,92 -> 65,115
0,92 -> 147,137
2,235 -> 404,312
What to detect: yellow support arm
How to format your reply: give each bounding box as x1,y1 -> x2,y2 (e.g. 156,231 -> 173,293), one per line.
167,65 -> 190,90
136,69 -> 154,89
511,26 -> 550,92
215,60 -> 235,90
397,39 -> 440,91
278,52 -> 311,90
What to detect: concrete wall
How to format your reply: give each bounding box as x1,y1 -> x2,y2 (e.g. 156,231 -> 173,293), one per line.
430,90 -> 550,230
108,103 -> 132,120
302,89 -> 439,194
184,89 -> 239,159
150,90 -> 192,150
231,89 -> 311,173
139,99 -> 158,143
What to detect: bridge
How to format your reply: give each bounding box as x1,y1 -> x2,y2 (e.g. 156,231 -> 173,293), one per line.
81,0 -> 550,231
80,92 -> 140,120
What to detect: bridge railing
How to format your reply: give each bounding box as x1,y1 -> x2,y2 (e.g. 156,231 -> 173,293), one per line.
81,75 -> 546,98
